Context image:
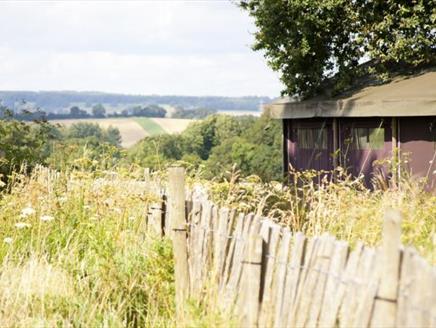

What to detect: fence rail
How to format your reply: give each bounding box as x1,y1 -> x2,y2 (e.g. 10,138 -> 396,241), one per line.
148,167 -> 435,327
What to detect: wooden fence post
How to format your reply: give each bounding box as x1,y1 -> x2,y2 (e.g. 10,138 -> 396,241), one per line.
371,209 -> 402,327
168,167 -> 190,319
144,167 -> 150,182
148,199 -> 164,237
243,228 -> 263,327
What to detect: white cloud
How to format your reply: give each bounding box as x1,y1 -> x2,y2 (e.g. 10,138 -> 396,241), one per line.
0,1 -> 283,96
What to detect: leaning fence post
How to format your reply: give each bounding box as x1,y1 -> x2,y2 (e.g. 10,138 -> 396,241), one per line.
370,209 -> 402,327
168,166 -> 190,319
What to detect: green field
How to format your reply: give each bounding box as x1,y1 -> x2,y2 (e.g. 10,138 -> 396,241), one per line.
133,117 -> 166,136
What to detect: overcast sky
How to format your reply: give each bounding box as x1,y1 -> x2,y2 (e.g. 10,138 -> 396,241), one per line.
0,1 -> 283,97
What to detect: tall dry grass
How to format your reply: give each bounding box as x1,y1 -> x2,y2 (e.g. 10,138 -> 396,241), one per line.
203,167 -> 435,262
0,166 -> 175,327
0,163 -> 434,326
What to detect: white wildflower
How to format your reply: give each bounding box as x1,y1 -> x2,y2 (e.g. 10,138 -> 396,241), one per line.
58,196 -> 67,203
113,207 -> 122,214
40,215 -> 55,222
20,207 -> 36,218
128,216 -> 136,221
15,222 -> 31,229
3,237 -> 13,244
104,198 -> 114,206
84,205 -> 91,210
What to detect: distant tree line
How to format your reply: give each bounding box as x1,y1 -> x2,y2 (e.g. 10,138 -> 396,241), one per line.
1,103 -> 228,121
0,91 -> 268,111
0,103 -> 168,121
108,105 -> 166,118
172,107 -> 217,119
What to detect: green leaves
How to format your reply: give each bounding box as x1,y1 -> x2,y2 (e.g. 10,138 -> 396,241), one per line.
240,0 -> 436,98
0,119 -> 58,178
128,114 -> 283,182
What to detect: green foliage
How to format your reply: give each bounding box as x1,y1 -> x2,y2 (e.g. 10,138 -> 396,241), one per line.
67,122 -> 121,147
203,115 -> 282,180
240,0 -> 436,98
91,103 -> 106,118
0,119 -> 60,179
68,122 -> 104,139
0,117 -> 124,183
133,137 -> 184,173
47,122 -> 124,171
172,107 -> 217,119
46,141 -> 123,171
128,114 -> 283,181
69,106 -> 89,118
105,126 -> 122,146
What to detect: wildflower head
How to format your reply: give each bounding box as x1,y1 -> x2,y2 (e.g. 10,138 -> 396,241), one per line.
20,207 -> 36,218
3,237 -> 13,244
58,196 -> 67,204
40,215 -> 55,222
15,222 -> 31,229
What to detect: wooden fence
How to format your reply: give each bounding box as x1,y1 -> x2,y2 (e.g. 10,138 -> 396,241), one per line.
147,167 -> 435,327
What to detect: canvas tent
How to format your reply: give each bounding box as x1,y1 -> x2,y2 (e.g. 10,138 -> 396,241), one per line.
264,69 -> 436,190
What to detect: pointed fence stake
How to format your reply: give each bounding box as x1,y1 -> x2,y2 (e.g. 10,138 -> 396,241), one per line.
371,209 -> 402,327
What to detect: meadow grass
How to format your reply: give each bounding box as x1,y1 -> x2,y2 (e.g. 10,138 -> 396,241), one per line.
0,164 -> 434,326
203,167 -> 436,262
0,167 -> 175,327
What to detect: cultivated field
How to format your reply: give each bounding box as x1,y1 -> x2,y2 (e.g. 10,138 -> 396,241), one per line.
50,117 -> 193,148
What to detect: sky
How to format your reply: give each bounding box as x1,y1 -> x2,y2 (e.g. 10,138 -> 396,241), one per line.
0,0 -> 283,97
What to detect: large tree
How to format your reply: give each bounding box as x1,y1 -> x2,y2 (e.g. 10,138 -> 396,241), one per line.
240,0 -> 435,99
92,104 -> 106,118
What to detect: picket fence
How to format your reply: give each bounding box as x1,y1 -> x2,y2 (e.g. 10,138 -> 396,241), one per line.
146,167 -> 435,328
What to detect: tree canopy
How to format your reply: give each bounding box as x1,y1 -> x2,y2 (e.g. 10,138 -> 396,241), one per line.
240,0 -> 436,98
92,104 -> 106,118
128,114 -> 283,181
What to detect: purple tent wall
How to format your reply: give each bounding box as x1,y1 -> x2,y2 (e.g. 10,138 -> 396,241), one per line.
284,118 -> 334,172
283,116 -> 436,191
339,118 -> 392,186
399,117 -> 436,191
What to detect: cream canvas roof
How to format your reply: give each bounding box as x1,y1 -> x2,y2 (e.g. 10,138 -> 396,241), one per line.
264,69 -> 436,119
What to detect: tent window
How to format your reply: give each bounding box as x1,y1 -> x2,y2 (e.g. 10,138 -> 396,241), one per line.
352,127 -> 384,150
296,128 -> 327,150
